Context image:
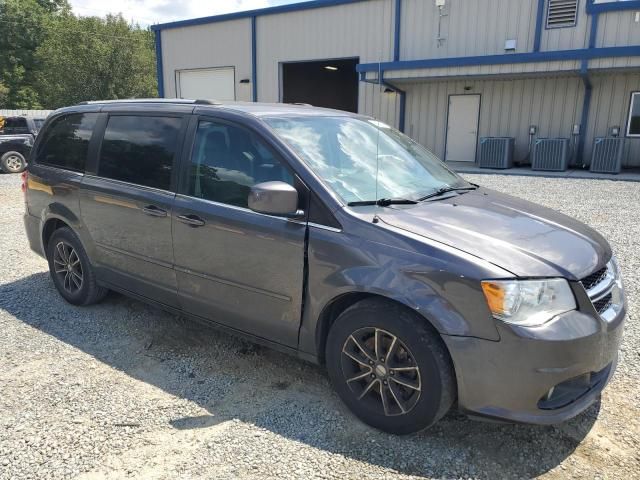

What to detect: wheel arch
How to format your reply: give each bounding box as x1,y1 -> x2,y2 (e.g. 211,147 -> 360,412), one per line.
40,204 -> 86,255
315,291 -> 452,366
42,217 -> 73,252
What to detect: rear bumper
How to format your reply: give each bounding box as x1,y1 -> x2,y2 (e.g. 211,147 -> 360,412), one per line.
24,213 -> 44,257
443,306 -> 625,424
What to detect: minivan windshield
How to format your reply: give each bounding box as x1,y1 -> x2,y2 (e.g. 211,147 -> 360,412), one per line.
264,115 -> 470,204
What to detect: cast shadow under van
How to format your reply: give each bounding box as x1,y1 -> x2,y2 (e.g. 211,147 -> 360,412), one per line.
1,272 -> 599,478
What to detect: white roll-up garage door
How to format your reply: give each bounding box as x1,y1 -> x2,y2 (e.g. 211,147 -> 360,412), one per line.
176,67 -> 235,101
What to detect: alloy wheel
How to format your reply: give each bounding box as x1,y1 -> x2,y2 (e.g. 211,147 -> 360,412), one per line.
53,241 -> 83,294
5,155 -> 23,172
341,327 -> 421,416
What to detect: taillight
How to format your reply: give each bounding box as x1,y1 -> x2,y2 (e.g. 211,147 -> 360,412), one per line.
21,170 -> 28,193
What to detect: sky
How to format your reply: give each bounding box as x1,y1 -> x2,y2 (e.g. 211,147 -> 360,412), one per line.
68,0 -> 300,26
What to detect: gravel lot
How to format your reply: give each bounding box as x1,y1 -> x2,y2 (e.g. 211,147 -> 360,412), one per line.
1,171 -> 638,479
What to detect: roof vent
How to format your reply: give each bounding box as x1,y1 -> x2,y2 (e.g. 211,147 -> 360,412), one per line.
546,0 -> 578,29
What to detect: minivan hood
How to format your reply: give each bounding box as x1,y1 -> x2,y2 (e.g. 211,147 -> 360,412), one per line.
378,188 -> 610,279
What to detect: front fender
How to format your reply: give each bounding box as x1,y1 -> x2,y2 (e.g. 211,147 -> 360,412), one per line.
299,225 -> 506,358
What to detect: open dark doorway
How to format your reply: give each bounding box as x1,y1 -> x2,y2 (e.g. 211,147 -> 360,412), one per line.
281,58 -> 359,113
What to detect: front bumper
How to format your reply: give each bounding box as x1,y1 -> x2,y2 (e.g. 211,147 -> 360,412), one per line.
443,305 -> 625,424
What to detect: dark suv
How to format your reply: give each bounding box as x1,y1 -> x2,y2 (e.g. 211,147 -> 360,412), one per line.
23,100 -> 626,434
0,116 -> 44,173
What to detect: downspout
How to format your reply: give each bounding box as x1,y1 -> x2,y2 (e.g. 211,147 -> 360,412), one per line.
251,16 -> 258,102
360,73 -> 406,133
391,0 -> 406,133
576,3 -> 598,166
154,29 -> 164,98
387,82 -> 407,134
533,0 -> 546,52
394,0 -> 402,62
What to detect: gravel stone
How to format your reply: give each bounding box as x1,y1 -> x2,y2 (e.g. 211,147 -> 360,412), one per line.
0,171 -> 638,479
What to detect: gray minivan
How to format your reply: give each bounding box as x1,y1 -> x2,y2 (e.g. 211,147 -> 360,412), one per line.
23,100 -> 626,434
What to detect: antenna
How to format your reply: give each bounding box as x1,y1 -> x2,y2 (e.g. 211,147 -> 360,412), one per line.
373,2 -> 386,219
374,60 -> 382,208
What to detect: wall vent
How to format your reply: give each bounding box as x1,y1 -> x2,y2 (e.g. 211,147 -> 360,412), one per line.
546,0 -> 579,29
590,137 -> 625,174
532,138 -> 570,171
478,137 -> 514,169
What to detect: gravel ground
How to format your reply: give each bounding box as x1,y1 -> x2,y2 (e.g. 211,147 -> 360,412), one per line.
0,171 -> 638,479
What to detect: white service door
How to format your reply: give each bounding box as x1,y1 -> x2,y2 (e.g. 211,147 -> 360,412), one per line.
177,67 -> 235,101
446,95 -> 480,162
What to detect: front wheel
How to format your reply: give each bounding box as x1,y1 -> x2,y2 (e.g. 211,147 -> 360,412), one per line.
1,151 -> 26,173
326,298 -> 456,434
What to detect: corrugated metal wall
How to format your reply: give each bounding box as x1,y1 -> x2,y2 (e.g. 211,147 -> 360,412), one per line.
400,0 -> 538,60
403,73 -> 640,167
585,72 -> 640,167
597,10 -> 640,48
540,4 -> 592,52
255,0 -> 396,125
403,76 -> 586,164
161,18 -> 253,101
156,0 -> 640,167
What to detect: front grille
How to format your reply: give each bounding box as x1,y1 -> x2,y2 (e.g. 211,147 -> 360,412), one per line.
593,293 -> 613,314
581,267 -> 608,291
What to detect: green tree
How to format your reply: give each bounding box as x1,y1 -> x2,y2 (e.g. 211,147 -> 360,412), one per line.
0,0 -> 68,108
35,13 -> 157,108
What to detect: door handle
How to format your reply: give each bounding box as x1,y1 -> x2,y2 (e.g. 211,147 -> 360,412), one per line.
177,214 -> 205,227
142,205 -> 168,217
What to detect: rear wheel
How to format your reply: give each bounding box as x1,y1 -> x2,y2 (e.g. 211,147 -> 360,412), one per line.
326,298 -> 456,434
1,151 -> 26,173
46,227 -> 108,305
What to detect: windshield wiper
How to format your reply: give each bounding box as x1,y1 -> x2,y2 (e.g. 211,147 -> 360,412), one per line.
347,198 -> 419,207
419,185 -> 478,201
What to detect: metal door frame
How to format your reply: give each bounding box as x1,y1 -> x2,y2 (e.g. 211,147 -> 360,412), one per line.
444,93 -> 482,163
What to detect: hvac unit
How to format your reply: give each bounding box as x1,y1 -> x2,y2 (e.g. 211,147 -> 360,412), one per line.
532,138 -> 570,171
478,137 -> 514,169
590,137 -> 625,174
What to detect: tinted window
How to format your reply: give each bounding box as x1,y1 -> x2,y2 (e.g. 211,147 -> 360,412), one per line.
98,116 -> 182,190
188,120 -> 294,208
35,113 -> 98,171
33,119 -> 45,132
628,92 -> 640,137
5,117 -> 28,129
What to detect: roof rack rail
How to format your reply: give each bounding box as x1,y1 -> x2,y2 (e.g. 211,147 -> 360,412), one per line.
194,99 -> 222,105
75,98 -> 220,106
291,102 -> 313,106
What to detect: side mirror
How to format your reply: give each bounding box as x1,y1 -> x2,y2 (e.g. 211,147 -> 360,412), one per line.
248,181 -> 303,218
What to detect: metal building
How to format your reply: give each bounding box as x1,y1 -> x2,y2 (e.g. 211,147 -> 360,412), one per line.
152,0 -> 640,169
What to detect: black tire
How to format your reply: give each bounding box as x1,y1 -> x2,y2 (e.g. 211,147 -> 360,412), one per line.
326,298 -> 456,434
46,227 -> 108,306
1,151 -> 26,173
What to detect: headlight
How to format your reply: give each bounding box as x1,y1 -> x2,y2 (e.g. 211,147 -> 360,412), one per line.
481,278 -> 576,327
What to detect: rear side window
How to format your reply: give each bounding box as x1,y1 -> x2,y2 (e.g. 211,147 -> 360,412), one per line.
35,113 -> 98,171
4,117 -> 28,132
98,116 -> 182,190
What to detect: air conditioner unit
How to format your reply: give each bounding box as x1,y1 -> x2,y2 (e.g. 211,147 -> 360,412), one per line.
478,137 -> 514,169
532,138 -> 570,171
590,137 -> 625,174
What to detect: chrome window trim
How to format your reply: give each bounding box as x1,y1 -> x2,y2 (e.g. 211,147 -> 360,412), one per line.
308,222 -> 342,233
176,194 -> 304,224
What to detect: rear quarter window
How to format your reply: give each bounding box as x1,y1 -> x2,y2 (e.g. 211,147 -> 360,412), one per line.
35,113 -> 98,172
97,115 -> 182,191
